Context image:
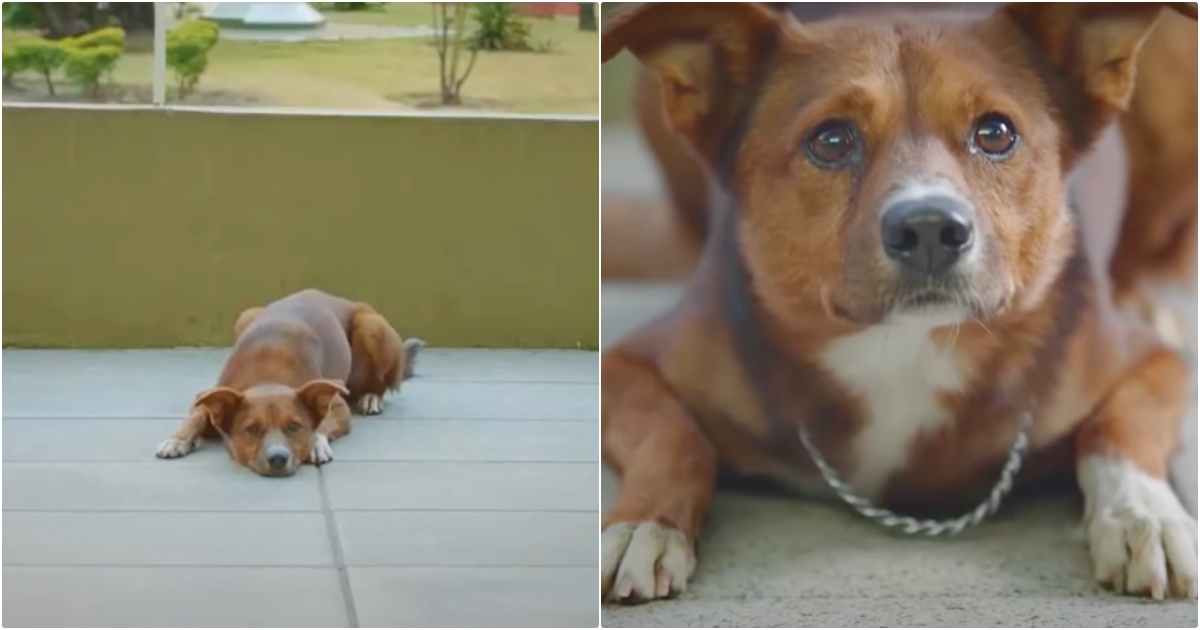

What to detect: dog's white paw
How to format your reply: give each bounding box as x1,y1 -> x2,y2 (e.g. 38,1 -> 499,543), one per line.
602,521 -> 695,604
1081,456 -> 1197,599
155,438 -> 196,459
356,393 -> 384,415
309,433 -> 334,465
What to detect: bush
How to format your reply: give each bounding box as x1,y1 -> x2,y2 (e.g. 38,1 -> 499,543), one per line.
3,47 -> 20,86
62,44 -> 120,98
327,2 -> 382,10
69,26 -> 126,50
471,3 -> 533,52
10,39 -> 66,95
167,19 -> 220,99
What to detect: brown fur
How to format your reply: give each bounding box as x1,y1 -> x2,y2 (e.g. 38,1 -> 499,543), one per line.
156,288 -> 419,476
601,2 -> 1197,603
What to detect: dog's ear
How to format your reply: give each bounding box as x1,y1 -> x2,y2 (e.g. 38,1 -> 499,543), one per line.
295,379 -> 349,420
603,3 -> 786,163
999,3 -> 1196,156
193,387 -> 244,434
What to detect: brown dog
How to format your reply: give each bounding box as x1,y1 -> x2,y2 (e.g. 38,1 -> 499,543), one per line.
155,289 -> 422,477
601,3 -> 1197,604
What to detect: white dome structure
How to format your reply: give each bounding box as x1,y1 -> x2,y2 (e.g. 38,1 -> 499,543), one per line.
204,3 -> 326,29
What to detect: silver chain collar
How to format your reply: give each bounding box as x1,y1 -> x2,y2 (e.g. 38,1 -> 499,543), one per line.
798,412 -> 1033,536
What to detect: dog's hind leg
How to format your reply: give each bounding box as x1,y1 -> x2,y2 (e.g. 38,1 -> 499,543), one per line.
347,303 -> 412,415
601,352 -> 717,605
1077,347 -> 1196,600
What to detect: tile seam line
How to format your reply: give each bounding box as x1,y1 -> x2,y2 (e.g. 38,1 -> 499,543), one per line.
1,416 -> 596,422
2,563 -> 599,569
4,459 -> 601,464
3,508 -> 598,513
318,467 -> 360,628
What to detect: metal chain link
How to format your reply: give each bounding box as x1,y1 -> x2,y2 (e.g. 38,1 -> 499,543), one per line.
798,412 -> 1033,536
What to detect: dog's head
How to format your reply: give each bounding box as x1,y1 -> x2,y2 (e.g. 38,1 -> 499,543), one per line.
605,2 -> 1194,328
192,380 -> 348,477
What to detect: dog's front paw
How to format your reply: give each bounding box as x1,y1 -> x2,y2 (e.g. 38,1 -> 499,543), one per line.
1085,463 -> 1197,599
356,393 -> 383,415
602,521 -> 695,604
309,433 -> 334,465
155,438 -> 196,459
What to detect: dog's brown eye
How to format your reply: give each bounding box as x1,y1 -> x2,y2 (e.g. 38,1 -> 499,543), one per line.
971,113 -> 1019,159
284,422 -> 303,435
243,425 -> 263,437
805,120 -> 859,168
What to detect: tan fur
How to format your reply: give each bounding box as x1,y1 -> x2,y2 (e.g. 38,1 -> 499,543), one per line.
156,288 -> 418,476
601,2 -> 1197,604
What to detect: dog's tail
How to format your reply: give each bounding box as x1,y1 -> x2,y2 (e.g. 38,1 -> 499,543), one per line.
402,337 -> 424,380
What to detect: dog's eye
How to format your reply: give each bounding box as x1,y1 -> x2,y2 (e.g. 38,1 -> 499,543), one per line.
805,120 -> 859,169
971,113 -> 1019,159
284,421 -> 303,435
243,425 -> 263,437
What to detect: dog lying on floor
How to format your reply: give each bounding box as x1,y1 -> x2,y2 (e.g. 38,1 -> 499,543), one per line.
155,289 -> 423,477
601,2 -> 1198,603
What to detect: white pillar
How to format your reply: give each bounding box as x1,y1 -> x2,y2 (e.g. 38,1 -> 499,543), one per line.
152,2 -> 168,105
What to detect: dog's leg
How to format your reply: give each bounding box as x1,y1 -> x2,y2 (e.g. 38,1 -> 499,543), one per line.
1077,348 -> 1197,599
347,304 -> 408,415
155,404 -> 209,459
309,394 -> 352,466
602,352 -> 717,604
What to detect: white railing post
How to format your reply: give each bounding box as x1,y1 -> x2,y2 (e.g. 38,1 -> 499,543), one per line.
152,2 -> 168,105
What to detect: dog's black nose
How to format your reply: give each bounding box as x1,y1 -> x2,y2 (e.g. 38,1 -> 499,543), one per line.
881,197 -> 974,274
267,451 -> 290,469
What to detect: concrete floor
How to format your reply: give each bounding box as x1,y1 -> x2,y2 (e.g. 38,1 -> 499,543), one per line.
3,348 -> 599,628
599,281 -> 1197,628
599,130 -> 1198,627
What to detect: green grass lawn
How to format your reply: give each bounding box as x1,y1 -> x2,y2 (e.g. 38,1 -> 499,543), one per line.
3,9 -> 598,115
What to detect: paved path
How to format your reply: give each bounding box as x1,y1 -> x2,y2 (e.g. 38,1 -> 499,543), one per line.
3,348 -> 598,628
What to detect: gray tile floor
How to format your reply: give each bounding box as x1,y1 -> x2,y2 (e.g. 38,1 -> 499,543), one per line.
3,348 -> 599,628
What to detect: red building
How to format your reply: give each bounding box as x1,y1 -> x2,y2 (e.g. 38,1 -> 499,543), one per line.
517,3 -> 581,19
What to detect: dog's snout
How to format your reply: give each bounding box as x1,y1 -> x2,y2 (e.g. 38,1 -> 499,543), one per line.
881,197 -> 974,274
266,446 -> 291,470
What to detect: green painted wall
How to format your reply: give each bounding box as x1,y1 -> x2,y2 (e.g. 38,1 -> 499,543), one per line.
3,107 -> 598,349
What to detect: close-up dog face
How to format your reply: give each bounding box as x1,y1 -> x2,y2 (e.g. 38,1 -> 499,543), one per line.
734,15 -> 1073,327
193,380 -> 348,477
603,2 -> 1184,328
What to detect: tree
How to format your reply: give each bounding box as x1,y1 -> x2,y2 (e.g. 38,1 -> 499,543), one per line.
24,2 -> 153,39
577,3 -> 596,31
430,3 -> 478,106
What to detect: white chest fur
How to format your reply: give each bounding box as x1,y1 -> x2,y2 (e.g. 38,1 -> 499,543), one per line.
819,317 -> 967,497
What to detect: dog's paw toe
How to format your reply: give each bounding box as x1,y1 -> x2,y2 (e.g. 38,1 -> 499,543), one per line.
309,434 -> 334,465
356,393 -> 384,415
155,438 -> 195,459
602,521 -> 695,605
1088,500 -> 1197,599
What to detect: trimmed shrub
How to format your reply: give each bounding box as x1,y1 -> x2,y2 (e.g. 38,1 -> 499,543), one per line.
69,26 -> 126,50
60,26 -> 125,97
10,39 -> 66,95
62,44 -> 121,98
167,19 -> 220,99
